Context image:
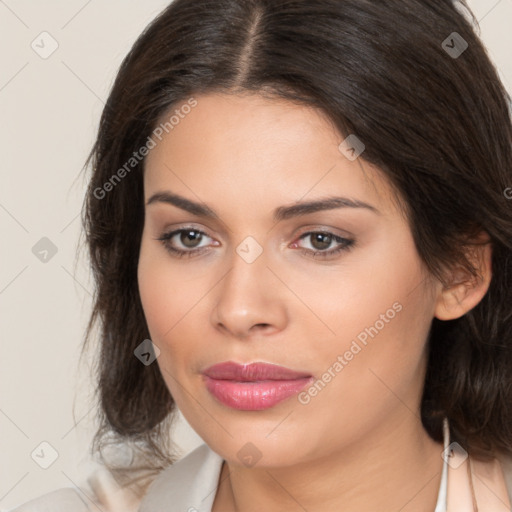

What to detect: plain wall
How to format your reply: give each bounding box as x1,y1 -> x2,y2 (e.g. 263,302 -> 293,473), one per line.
1,0 -> 511,509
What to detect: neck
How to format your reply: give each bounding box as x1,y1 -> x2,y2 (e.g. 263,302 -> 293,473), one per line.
213,415 -> 444,512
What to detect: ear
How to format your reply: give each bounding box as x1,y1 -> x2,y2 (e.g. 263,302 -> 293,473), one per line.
434,232 -> 493,321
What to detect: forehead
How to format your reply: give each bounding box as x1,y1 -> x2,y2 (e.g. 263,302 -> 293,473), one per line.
143,92 -> 397,216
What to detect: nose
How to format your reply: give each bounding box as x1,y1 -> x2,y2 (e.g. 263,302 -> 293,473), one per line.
210,242 -> 288,339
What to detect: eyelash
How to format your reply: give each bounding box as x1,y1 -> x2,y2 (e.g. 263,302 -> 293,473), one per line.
155,227 -> 355,260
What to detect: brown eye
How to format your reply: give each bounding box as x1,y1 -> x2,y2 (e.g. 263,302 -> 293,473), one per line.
156,228 -> 215,258
309,233 -> 333,250
180,230 -> 203,248
294,231 -> 355,259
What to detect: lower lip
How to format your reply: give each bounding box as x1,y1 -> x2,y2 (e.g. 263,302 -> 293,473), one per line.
204,376 -> 314,410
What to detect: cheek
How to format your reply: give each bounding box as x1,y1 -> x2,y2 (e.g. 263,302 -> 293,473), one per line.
288,234 -> 430,353
299,265 -> 433,433
137,237 -> 191,352
137,234 -> 216,382
137,241 -> 199,405
138,232 -> 201,333
299,237 -> 434,400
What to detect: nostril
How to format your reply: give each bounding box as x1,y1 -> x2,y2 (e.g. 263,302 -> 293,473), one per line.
251,323 -> 273,333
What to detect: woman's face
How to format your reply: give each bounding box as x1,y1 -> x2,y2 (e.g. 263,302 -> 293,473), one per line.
138,92 -> 439,466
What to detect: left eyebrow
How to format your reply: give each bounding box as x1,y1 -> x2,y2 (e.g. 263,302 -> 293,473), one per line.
145,191 -> 380,221
273,196 -> 380,221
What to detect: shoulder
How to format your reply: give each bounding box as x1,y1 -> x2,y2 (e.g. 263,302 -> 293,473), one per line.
7,487 -> 92,512
466,451 -> 512,509
7,467 -> 141,512
8,444 -> 223,512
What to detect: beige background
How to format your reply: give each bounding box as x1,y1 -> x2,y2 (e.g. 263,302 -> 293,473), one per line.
1,0 -> 511,509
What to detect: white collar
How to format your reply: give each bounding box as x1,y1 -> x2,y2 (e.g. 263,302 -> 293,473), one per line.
138,442 -> 223,512
139,423 -> 450,511
435,417 -> 450,512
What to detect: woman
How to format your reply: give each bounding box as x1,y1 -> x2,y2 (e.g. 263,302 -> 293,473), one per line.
11,0 -> 512,510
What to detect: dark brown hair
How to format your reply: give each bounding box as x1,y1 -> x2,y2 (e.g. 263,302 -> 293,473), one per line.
79,0 -> 512,495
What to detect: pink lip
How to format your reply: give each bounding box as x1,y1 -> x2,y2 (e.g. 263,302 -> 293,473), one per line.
202,361 -> 314,410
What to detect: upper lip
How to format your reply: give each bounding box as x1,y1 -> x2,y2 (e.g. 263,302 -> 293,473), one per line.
202,361 -> 312,381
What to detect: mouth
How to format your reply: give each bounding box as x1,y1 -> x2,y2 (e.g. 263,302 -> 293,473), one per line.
202,361 -> 314,410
